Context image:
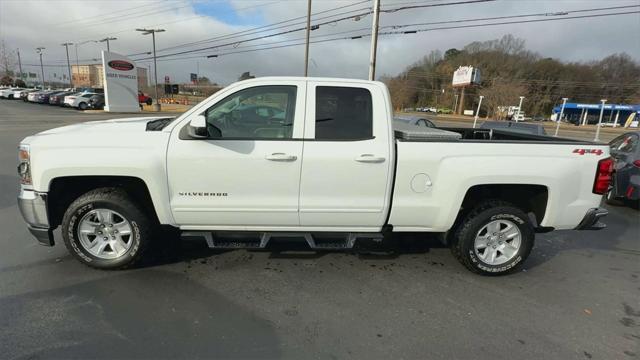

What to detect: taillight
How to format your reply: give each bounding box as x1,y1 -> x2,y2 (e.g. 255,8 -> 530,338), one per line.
633,160 -> 640,168
593,157 -> 613,195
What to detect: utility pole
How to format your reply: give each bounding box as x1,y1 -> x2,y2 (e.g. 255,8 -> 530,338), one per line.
515,96 -> 524,122
303,0 -> 312,76
99,37 -> 117,52
137,28 -> 165,111
36,47 -> 45,89
16,49 -> 23,82
368,0 -> 381,81
594,99 -> 606,142
61,43 -> 73,87
473,95 -> 484,128
554,98 -> 568,137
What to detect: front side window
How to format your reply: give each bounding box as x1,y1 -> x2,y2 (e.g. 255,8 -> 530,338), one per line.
315,86 -> 373,140
205,85 -> 296,139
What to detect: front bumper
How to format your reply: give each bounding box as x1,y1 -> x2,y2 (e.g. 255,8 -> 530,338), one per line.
18,189 -> 54,246
574,207 -> 608,231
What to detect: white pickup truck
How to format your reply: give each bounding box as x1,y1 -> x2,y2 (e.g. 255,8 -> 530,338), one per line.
18,77 -> 612,275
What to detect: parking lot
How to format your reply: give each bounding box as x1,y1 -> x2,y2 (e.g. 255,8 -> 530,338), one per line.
1,100 -> 639,359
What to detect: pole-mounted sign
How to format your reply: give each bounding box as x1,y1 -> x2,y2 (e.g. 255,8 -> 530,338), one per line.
101,51 -> 140,112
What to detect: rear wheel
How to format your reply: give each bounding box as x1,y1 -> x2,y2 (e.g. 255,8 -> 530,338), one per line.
450,200 -> 534,275
62,188 -> 154,269
146,98 -> 153,105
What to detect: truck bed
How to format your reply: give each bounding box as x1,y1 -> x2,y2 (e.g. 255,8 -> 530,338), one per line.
393,122 -> 592,144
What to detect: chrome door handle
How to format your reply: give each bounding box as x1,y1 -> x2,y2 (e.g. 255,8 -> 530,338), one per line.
265,153 -> 297,161
355,154 -> 386,163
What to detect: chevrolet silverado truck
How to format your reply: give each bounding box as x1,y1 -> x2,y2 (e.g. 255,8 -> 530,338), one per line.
18,77 -> 612,275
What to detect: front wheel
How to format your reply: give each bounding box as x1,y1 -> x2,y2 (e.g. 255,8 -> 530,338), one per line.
78,102 -> 88,110
450,200 -> 534,275
62,188 -> 154,269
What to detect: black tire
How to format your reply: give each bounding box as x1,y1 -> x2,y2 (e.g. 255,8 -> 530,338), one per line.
450,200 -> 534,276
146,98 -> 152,105
78,102 -> 88,110
61,187 -> 154,269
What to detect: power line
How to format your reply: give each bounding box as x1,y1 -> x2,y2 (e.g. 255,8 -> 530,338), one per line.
131,0 -> 497,61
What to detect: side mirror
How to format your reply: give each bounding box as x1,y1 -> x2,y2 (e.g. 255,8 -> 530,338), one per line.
187,115 -> 209,139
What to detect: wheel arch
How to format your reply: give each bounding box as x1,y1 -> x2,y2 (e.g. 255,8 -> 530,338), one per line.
48,175 -> 161,228
456,184 -> 549,229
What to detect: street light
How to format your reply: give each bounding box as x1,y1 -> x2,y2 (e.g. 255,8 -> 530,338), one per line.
515,96 -> 525,122
61,43 -> 73,87
554,98 -> 568,137
36,47 -> 45,89
137,28 -> 165,111
99,37 -> 117,52
594,99 -> 607,142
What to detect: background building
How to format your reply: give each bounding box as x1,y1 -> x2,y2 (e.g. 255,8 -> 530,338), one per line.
71,64 -> 148,89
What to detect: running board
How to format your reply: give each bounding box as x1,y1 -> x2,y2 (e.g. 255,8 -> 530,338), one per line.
181,231 -> 384,250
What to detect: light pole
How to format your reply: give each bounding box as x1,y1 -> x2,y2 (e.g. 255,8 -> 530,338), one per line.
61,42 -> 73,87
99,37 -> 117,52
594,99 -> 607,142
303,0 -> 312,76
368,0 -> 381,80
453,93 -> 459,113
36,47 -> 45,89
473,95 -> 484,128
554,98 -> 568,137
137,28 -> 165,111
515,96 -> 524,122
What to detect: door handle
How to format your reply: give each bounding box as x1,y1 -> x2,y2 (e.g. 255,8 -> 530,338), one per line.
265,153 -> 297,161
355,154 -> 386,163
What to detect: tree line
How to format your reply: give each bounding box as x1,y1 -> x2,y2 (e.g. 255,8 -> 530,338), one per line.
381,35 -> 640,117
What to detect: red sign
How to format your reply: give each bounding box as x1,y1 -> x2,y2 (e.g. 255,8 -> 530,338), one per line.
107,60 -> 134,71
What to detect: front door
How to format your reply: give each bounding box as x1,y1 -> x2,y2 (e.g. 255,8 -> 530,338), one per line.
167,81 -> 306,228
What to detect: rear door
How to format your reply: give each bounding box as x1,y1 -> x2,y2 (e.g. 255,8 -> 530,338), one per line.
298,81 -> 393,229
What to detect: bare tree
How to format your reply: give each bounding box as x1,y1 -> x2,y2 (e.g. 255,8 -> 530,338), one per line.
0,40 -> 16,78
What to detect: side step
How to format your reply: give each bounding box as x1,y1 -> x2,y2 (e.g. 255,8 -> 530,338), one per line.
181,231 -> 384,250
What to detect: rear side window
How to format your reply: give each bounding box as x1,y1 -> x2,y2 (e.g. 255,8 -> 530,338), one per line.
315,86 -> 373,140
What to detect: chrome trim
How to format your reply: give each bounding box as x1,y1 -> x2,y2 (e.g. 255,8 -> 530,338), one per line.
18,189 -> 49,228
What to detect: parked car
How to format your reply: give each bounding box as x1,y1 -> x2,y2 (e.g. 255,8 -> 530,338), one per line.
49,91 -> 75,106
437,108 -> 453,114
606,131 -> 639,207
394,115 -> 436,128
17,89 -> 38,101
0,87 -> 23,99
138,91 -> 153,105
17,77 -> 611,275
27,91 -> 44,102
36,90 -> 61,104
480,121 -> 547,136
64,92 -> 96,110
87,94 -> 105,110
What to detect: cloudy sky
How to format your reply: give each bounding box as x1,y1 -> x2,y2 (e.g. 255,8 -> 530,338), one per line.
1,0 -> 639,85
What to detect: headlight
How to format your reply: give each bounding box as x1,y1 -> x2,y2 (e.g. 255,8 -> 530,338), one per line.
18,144 -> 32,186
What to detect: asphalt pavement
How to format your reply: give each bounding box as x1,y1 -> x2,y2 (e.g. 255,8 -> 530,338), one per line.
1,100 -> 639,360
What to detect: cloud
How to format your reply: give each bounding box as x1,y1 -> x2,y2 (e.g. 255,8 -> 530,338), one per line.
1,0 -> 638,85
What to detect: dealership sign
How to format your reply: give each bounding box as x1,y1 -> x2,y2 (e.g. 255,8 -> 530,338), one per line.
452,66 -> 481,87
101,51 -> 140,112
